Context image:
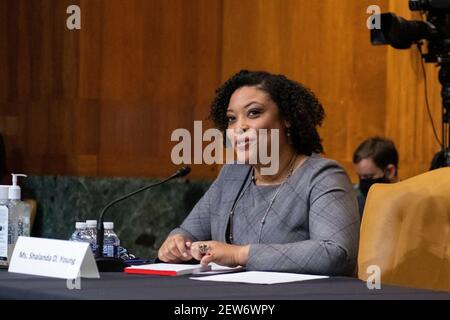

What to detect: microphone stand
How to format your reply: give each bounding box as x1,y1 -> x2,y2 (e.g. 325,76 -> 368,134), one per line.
95,167 -> 191,272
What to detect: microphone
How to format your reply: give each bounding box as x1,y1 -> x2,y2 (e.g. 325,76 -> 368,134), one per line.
95,166 -> 191,272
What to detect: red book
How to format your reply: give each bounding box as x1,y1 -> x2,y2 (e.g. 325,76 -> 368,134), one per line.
124,263 -> 211,276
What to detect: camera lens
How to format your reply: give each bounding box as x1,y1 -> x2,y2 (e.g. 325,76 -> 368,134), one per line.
409,0 -> 428,11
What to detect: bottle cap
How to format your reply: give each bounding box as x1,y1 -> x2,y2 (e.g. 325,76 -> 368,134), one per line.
103,222 -> 114,229
0,185 -> 9,200
9,173 -> 27,200
86,220 -> 97,228
75,222 -> 87,229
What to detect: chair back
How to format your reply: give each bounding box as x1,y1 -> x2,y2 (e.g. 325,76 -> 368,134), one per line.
358,167 -> 450,292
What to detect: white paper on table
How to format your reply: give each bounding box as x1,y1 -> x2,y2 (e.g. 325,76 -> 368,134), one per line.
195,263 -> 245,275
190,271 -> 329,284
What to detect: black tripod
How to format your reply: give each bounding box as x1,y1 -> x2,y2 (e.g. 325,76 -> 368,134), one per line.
431,61 -> 450,169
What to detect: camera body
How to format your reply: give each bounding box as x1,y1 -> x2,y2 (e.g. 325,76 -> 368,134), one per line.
371,1 -> 450,168
371,0 -> 450,61
409,0 -> 450,11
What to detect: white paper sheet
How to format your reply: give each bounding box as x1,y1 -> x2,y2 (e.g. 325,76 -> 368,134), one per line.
196,263 -> 245,275
190,271 -> 329,284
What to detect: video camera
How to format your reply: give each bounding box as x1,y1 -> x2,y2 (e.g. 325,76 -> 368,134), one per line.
370,0 -> 450,167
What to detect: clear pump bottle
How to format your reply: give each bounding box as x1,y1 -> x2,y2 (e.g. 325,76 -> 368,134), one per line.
8,174 -> 31,242
0,186 -> 10,267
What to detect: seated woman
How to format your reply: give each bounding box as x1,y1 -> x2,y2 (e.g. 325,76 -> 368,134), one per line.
158,70 -> 360,276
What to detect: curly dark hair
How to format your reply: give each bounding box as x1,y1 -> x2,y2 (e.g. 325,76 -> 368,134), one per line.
209,70 -> 325,155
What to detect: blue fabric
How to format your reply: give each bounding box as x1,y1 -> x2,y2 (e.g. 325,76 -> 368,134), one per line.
353,184 -> 366,218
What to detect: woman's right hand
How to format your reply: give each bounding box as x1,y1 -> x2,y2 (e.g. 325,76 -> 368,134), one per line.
157,234 -> 193,263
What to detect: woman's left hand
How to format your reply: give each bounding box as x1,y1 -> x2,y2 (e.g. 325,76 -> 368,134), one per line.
190,241 -> 249,267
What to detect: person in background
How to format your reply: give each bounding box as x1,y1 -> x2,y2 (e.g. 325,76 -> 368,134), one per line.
157,70 -> 360,276
430,149 -> 447,170
352,136 -> 399,217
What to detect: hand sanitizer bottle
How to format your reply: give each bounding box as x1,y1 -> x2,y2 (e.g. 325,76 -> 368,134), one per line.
8,174 -> 31,249
0,185 -> 10,267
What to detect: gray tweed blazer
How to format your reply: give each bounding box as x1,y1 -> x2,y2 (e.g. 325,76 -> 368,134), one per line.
170,154 -> 360,276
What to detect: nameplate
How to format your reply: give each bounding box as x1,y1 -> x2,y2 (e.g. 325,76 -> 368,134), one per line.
8,236 -> 100,279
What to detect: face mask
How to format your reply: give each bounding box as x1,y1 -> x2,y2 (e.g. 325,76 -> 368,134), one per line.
359,176 -> 389,197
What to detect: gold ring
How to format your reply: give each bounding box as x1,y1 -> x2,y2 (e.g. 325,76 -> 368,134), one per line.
198,243 -> 209,255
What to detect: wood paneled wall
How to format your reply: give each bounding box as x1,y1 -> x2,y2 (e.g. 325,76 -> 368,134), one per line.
0,0 -> 443,181
0,0 -> 222,179
222,0 -> 391,180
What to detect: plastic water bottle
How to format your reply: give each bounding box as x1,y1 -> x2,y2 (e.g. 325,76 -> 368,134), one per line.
85,220 -> 97,253
69,222 -> 87,242
103,222 -> 120,258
